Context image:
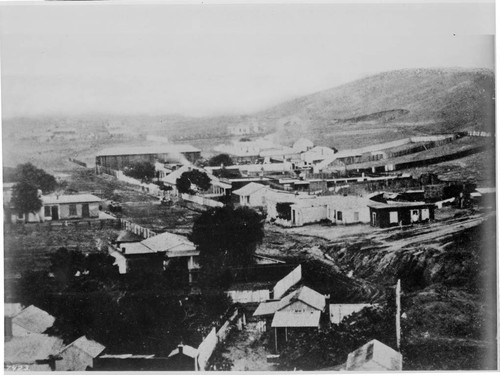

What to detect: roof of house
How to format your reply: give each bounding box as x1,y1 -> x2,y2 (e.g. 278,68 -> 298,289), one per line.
115,230 -> 143,243
476,187 -> 496,194
5,334 -> 64,365
97,144 -> 200,157
233,182 -> 267,196
168,345 -> 198,359
116,242 -> 158,255
141,231 -> 197,256
346,339 -> 402,371
329,304 -> 373,324
60,336 -> 106,358
271,310 -> 322,328
367,201 -> 435,210
253,301 -> 281,317
42,194 -> 102,205
278,286 -> 325,312
12,305 -> 55,334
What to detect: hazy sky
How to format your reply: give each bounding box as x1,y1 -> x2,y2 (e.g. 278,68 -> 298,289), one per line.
0,1 -> 495,118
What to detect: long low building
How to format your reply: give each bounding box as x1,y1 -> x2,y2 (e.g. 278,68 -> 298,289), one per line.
95,144 -> 201,173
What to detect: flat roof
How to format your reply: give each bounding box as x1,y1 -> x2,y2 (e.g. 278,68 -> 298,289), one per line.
368,201 -> 435,209
97,144 -> 200,157
42,194 -> 102,205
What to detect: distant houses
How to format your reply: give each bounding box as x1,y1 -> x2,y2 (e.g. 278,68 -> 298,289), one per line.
233,182 -> 268,207
95,144 -> 201,174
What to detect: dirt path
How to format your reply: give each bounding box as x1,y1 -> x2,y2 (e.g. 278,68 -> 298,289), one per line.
222,322 -> 276,371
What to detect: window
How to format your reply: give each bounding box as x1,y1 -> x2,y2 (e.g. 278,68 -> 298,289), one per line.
337,211 -> 343,221
353,212 -> 360,222
44,206 -> 51,217
389,211 -> 398,223
69,204 -> 77,216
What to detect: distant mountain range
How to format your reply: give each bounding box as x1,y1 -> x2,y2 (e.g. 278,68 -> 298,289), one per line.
3,68 -> 494,151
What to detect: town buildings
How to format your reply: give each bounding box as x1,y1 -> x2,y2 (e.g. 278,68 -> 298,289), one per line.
95,144 -> 201,174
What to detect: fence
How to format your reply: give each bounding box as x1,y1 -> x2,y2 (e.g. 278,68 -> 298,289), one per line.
120,218 -> 157,239
5,218 -> 120,235
196,307 -> 244,370
68,158 -> 88,167
181,193 -> 224,208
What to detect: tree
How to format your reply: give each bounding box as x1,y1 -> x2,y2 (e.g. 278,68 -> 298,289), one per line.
123,161 -> 156,181
11,163 -> 58,221
208,154 -> 234,167
14,163 -> 57,194
190,206 -> 264,285
176,169 -> 212,194
11,181 -> 43,221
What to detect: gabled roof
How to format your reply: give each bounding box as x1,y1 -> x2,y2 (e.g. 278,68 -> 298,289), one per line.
233,182 -> 267,196
5,334 -> 63,365
60,336 -> 106,358
346,339 -> 402,371
271,310 -> 321,328
278,286 -> 325,312
141,231 -> 197,256
168,345 -> 198,359
42,194 -> 102,205
12,305 -> 55,334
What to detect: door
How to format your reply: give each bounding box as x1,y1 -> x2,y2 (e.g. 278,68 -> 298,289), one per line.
372,212 -> 377,226
411,209 -> 420,223
82,204 -> 90,218
51,206 -> 59,220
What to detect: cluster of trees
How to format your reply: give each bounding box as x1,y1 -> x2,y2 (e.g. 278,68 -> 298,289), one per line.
190,206 -> 265,287
176,169 -> 212,194
10,163 -> 58,221
19,247 -> 230,355
123,161 -> 156,181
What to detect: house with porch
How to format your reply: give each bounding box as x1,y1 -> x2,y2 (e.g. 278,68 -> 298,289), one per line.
233,182 -> 268,207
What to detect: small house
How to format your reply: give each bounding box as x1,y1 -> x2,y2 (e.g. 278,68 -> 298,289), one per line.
41,194 -> 102,221
233,182 -> 268,207
56,336 -> 106,371
167,344 -> 199,371
368,201 -> 435,228
346,339 -> 402,371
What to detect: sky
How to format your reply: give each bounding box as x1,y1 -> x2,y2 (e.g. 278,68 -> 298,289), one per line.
0,1 -> 495,119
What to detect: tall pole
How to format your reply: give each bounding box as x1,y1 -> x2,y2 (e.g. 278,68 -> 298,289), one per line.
396,279 -> 401,351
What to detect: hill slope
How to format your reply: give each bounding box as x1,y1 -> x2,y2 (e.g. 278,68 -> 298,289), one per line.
257,68 -> 494,147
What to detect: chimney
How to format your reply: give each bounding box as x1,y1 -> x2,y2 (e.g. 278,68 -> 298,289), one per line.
178,344 -> 183,354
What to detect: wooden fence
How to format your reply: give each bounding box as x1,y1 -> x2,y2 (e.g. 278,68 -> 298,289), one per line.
119,218 -> 157,239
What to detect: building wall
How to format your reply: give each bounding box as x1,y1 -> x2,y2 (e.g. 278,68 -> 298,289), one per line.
12,323 -> 33,336
96,151 -> 200,171
370,206 -> 434,228
43,202 -> 100,221
226,289 -> 270,304
292,205 -> 328,226
56,347 -> 93,371
328,206 -> 370,225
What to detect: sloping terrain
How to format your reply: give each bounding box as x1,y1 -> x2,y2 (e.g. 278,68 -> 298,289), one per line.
256,68 -> 494,147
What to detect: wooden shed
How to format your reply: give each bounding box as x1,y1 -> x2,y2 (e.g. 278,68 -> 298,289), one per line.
368,201 -> 435,228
